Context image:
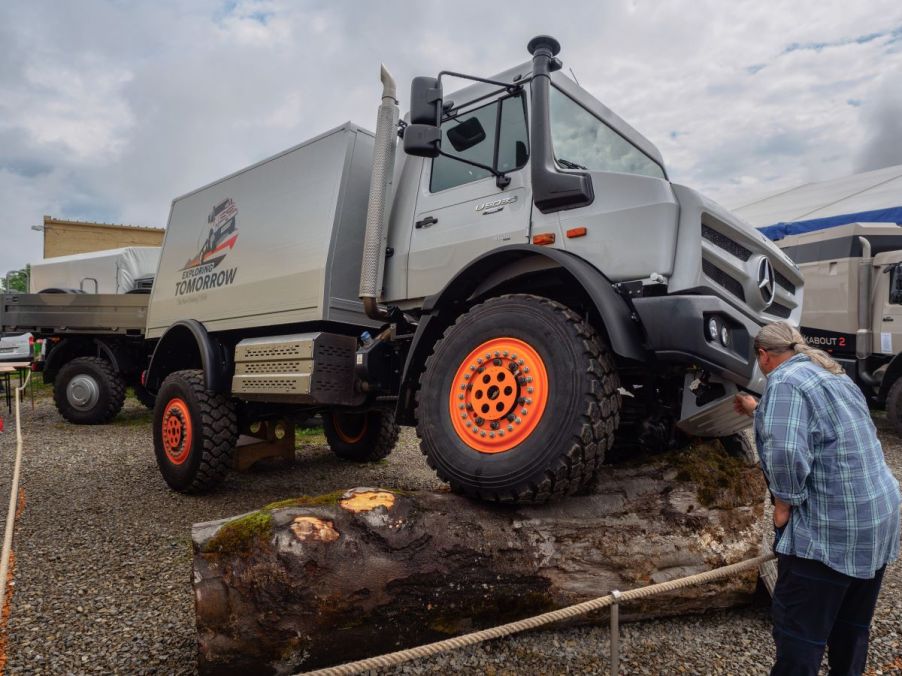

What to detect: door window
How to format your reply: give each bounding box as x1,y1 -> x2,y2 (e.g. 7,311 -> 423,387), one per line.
890,265 -> 902,305
430,94 -> 528,193
549,87 -> 665,179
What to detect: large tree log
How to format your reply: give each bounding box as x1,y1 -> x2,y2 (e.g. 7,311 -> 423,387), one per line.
193,442 -> 767,674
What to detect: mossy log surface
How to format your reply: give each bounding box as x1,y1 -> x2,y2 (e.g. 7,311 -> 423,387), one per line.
192,442 -> 767,675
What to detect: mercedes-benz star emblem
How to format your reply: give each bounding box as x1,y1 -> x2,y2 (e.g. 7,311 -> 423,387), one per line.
757,257 -> 776,308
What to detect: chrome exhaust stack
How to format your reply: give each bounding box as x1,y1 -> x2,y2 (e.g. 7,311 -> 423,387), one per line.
359,65 -> 399,321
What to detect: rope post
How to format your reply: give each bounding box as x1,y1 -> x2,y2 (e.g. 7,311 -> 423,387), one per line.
610,589 -> 621,676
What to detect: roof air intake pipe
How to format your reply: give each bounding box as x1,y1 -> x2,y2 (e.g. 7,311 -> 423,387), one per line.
856,236 -> 879,390
527,35 -> 594,213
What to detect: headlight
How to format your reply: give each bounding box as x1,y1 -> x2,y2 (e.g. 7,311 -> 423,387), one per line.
720,325 -> 730,346
707,317 -> 719,341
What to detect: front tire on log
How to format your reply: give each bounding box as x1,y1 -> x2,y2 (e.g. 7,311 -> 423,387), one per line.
417,294 -> 621,503
53,356 -> 126,424
153,369 -> 238,494
323,409 -> 399,462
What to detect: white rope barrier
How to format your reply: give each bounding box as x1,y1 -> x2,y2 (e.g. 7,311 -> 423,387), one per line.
0,371 -> 30,615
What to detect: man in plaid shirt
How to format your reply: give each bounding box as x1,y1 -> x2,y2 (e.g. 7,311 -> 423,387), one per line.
735,322 -> 900,676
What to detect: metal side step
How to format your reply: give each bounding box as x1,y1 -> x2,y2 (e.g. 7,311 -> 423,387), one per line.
231,332 -> 362,405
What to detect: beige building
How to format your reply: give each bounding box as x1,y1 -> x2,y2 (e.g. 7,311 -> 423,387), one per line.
40,216 -> 165,259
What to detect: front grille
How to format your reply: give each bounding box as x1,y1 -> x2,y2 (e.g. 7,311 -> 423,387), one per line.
702,224 -> 752,261
774,270 -> 796,294
768,303 -> 792,319
702,260 -> 746,301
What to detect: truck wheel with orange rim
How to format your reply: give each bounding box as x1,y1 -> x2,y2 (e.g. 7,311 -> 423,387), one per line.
416,294 -> 621,503
323,408 -> 399,462
153,369 -> 238,493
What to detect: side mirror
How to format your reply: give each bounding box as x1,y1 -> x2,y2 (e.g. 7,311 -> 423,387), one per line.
409,76 -> 442,124
404,76 -> 444,158
403,124 -> 442,158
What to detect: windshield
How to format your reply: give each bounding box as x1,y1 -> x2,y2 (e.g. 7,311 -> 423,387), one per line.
550,87 -> 665,180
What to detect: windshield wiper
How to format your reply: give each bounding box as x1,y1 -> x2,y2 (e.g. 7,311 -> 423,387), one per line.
557,158 -> 588,170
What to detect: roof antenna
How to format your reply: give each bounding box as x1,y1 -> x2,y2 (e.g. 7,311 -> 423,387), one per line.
569,67 -> 580,86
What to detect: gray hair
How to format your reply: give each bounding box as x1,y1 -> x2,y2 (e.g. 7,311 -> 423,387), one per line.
753,321 -> 845,375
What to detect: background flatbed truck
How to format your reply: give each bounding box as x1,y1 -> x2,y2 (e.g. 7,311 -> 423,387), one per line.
141,36 -> 803,501
0,291 -> 154,422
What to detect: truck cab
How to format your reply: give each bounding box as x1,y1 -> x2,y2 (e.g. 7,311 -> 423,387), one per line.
774,222 -> 902,429
143,36 -> 803,500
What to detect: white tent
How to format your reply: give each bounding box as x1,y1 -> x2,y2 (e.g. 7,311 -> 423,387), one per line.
731,164 -> 902,238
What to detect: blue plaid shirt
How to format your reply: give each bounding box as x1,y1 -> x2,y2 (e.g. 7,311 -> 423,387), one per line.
755,354 -> 901,578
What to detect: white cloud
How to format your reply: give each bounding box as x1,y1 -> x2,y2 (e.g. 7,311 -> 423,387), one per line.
0,0 -> 901,279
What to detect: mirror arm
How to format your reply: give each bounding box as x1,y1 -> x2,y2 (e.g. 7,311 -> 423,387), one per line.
437,70 -> 524,96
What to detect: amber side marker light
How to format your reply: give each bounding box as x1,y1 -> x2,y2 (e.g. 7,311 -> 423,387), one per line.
532,233 -> 556,245
566,227 -> 587,238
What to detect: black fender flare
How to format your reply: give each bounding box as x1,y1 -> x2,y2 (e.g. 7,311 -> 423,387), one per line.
44,337 -> 130,382
878,352 -> 902,402
395,245 -> 647,424
145,319 -> 231,394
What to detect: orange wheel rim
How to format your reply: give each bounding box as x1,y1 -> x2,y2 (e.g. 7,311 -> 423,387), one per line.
448,337 -> 549,453
162,398 -> 193,465
333,413 -> 368,444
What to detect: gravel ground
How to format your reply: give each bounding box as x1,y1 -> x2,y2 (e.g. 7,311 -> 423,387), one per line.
0,389 -> 899,675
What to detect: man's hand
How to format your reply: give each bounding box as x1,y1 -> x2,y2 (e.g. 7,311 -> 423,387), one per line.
733,393 -> 758,417
773,498 -> 791,528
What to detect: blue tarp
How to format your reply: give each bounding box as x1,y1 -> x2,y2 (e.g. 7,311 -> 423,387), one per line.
758,206 -> 902,241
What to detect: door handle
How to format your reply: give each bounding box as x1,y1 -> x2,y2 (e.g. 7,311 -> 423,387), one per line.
415,216 -> 438,229
884,316 -> 894,322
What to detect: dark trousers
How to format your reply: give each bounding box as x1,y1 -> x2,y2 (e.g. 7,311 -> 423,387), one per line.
771,554 -> 886,676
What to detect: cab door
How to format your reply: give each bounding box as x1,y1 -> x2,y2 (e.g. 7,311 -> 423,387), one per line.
407,93 -> 531,299
877,260 -> 902,354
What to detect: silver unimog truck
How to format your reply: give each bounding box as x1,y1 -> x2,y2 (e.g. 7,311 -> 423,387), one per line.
142,36 -> 803,500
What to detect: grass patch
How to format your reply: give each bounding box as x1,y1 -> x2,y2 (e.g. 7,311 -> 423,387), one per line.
295,425 -> 325,446
672,439 -> 765,508
111,408 -> 154,427
204,488 -> 358,555
263,489 -> 347,511
203,510 -> 274,554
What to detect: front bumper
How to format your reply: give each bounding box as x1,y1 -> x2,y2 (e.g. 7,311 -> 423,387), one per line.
633,294 -> 766,437
633,294 -> 765,392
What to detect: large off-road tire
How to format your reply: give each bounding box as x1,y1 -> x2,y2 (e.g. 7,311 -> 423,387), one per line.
886,377 -> 902,438
323,409 -> 399,462
416,294 -> 621,503
153,369 -> 238,494
133,383 -> 156,409
53,357 -> 126,425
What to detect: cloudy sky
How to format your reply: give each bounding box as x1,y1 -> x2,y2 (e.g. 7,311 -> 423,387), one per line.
1,0 -> 901,277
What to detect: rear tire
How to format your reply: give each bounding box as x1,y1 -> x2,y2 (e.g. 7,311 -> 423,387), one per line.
886,377 -> 902,438
54,357 -> 126,424
323,409 -> 399,462
416,294 -> 621,503
133,383 -> 156,409
153,369 -> 238,493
